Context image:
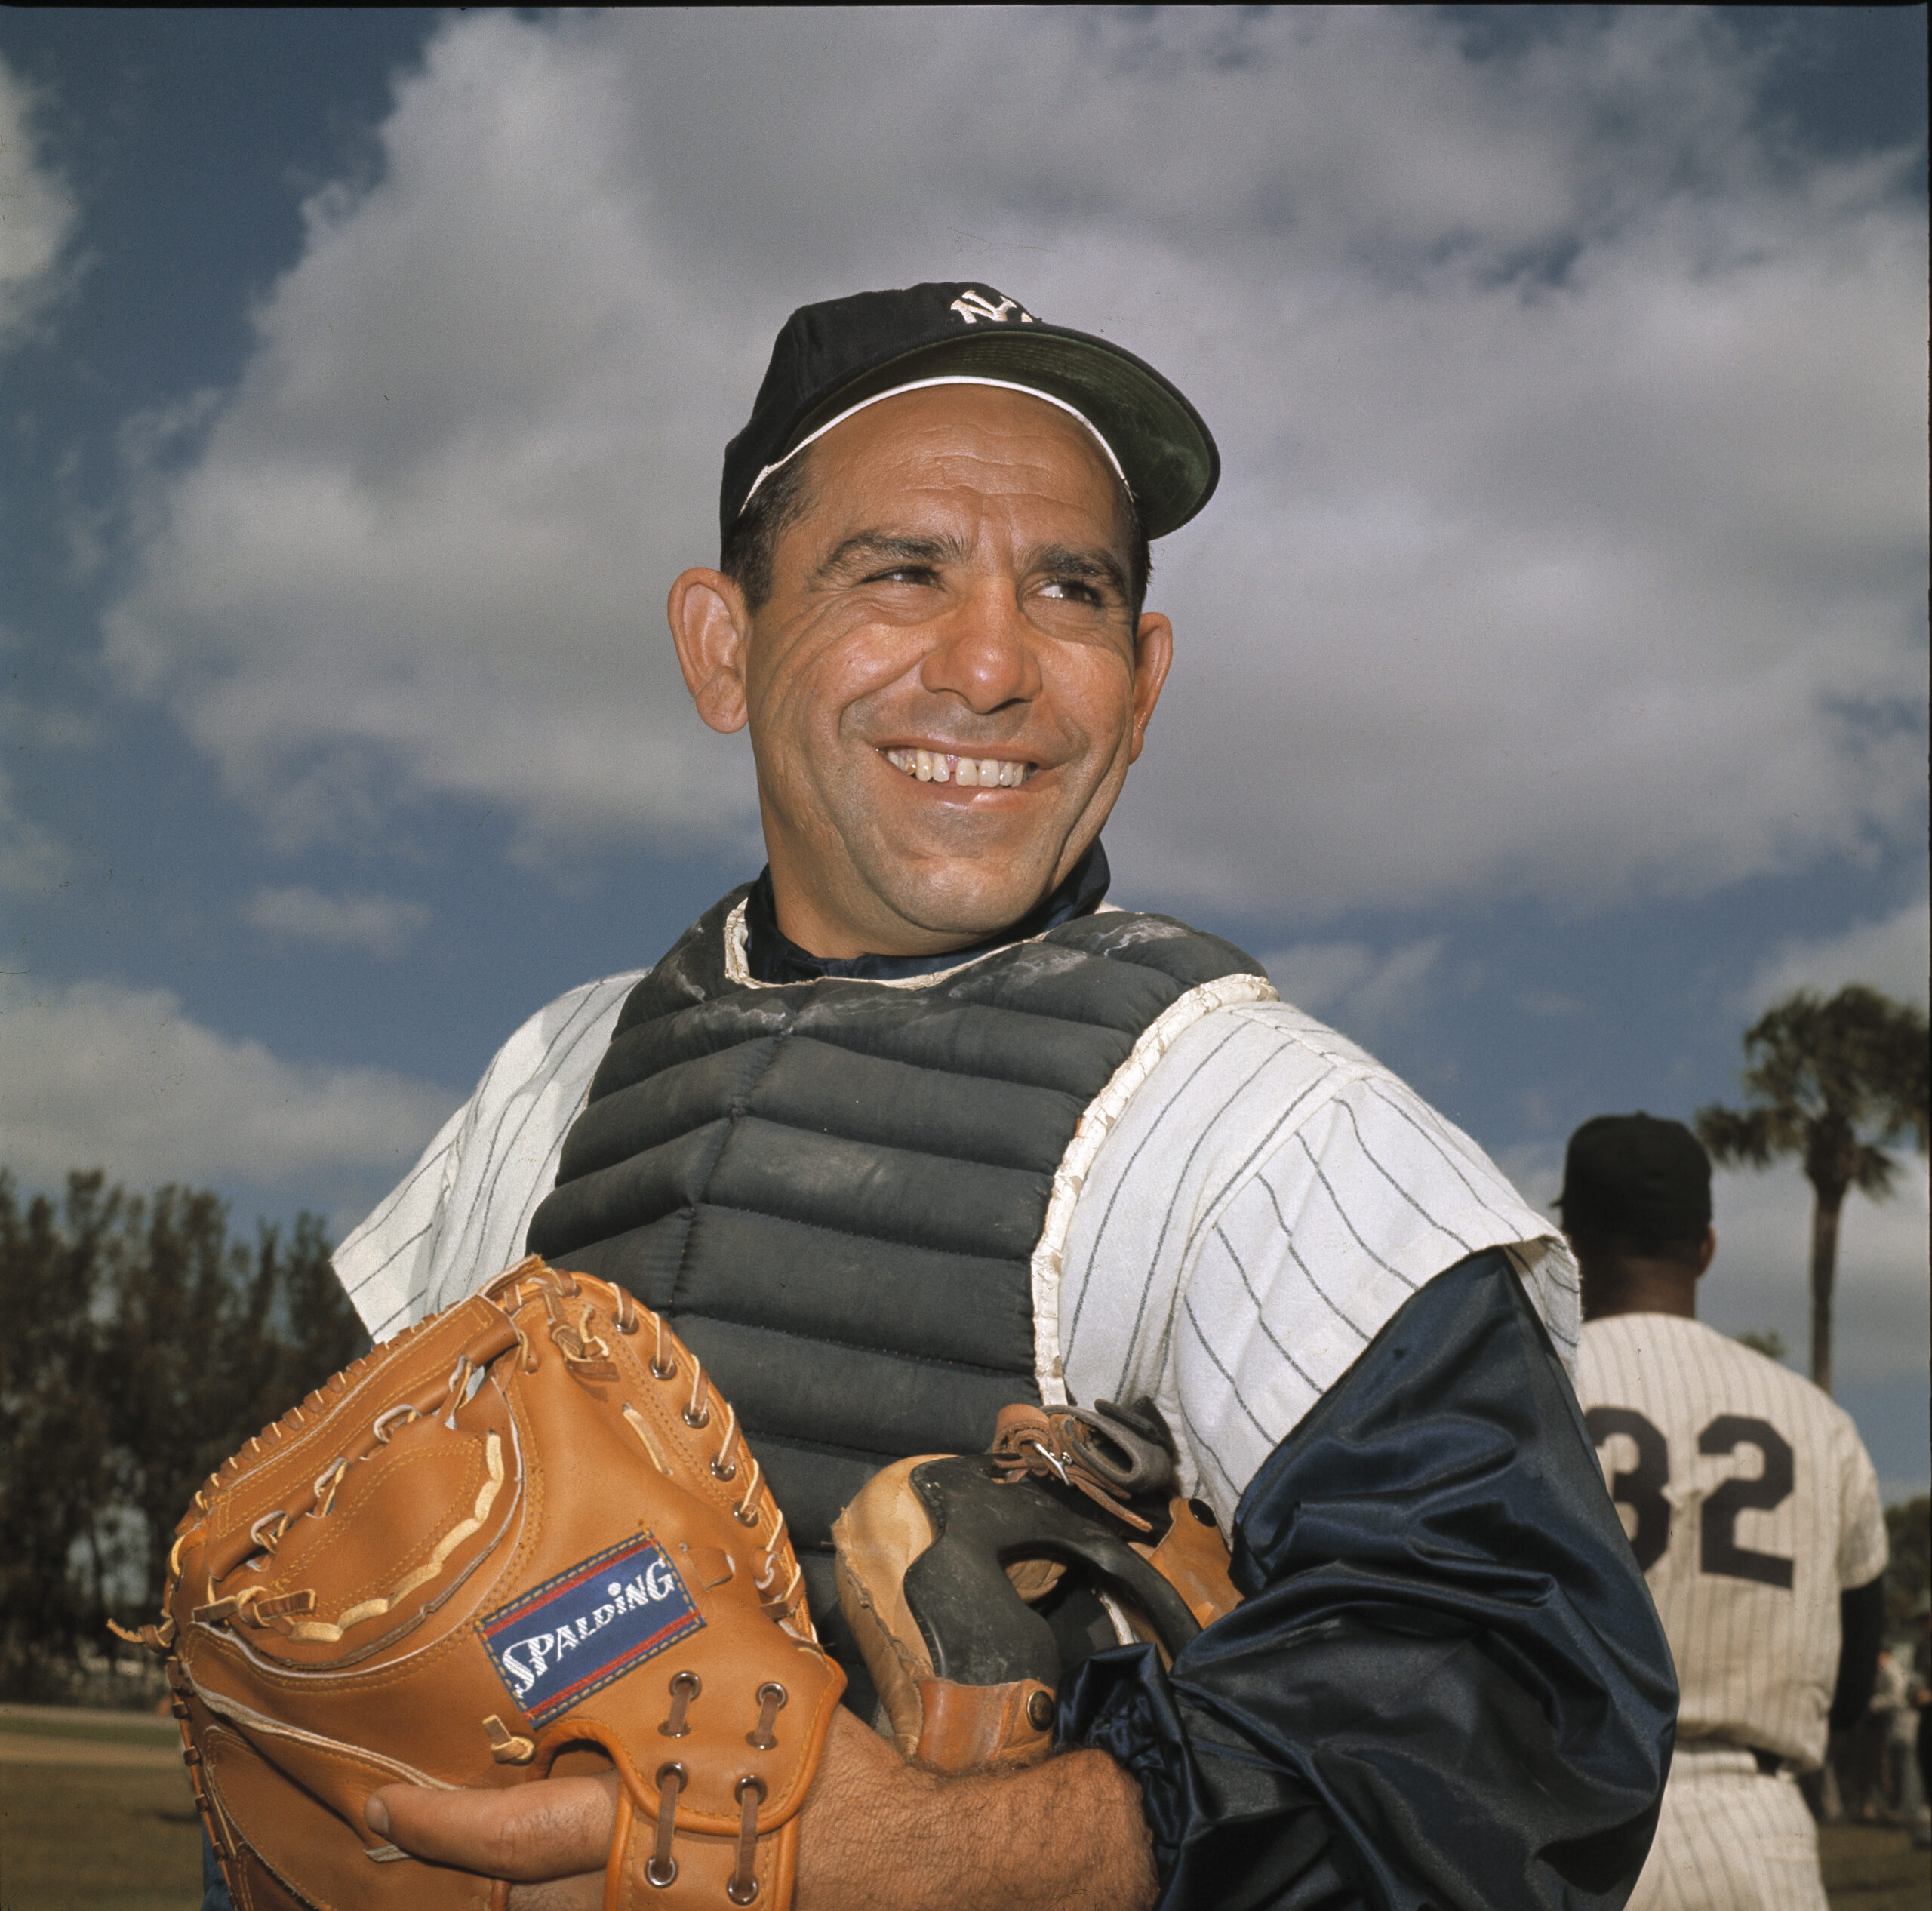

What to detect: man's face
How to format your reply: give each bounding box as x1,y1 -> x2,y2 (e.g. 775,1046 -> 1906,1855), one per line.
674,384 -> 1173,957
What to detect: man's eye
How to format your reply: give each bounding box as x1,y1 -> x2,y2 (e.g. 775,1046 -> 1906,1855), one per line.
1041,578 -> 1103,605
862,565 -> 936,586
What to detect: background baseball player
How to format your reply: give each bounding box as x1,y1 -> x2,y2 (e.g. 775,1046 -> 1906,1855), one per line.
1566,1112 -> 1888,1911
258,283 -> 1676,1909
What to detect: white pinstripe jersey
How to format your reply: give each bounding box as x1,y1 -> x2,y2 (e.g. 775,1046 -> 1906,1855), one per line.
1629,1746 -> 1829,1911
1575,1315 -> 1887,1770
336,965 -> 1578,1525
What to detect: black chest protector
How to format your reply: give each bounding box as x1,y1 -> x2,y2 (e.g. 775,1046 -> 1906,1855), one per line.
525,886 -> 1265,1585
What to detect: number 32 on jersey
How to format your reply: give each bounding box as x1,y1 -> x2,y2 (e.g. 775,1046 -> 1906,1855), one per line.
1586,1408 -> 1795,1587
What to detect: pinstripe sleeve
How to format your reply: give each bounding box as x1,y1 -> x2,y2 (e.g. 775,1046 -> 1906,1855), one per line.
1058,998 -> 1579,1525
333,969 -> 646,1337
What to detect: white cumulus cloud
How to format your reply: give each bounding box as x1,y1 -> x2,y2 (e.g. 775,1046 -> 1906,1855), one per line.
100,8 -> 1926,914
1742,895 -> 1930,1013
0,52 -> 81,346
243,884 -> 431,960
0,976 -> 457,1219
1261,935 -> 1445,1047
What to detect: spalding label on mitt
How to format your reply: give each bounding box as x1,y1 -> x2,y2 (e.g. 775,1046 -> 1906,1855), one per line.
117,1257 -> 844,1911
832,1400 -> 1238,1773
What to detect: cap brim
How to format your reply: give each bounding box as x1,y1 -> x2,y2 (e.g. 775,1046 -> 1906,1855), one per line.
776,326 -> 1220,539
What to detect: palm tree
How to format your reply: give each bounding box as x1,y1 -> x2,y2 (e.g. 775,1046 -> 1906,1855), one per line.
1695,983 -> 1928,1395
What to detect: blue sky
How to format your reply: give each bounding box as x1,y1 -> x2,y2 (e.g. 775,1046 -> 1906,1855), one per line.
1,7 -> 1924,1489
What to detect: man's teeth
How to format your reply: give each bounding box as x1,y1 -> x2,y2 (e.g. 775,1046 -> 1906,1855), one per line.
883,749 -> 1032,789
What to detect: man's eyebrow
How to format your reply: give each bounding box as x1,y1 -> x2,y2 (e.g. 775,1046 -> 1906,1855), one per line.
1029,543 -> 1129,597
811,531 -> 968,582
808,532 -> 1130,598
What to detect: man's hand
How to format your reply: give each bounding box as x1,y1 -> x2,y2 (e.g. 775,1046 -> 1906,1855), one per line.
367,1706 -> 1159,1911
364,1770 -> 616,1909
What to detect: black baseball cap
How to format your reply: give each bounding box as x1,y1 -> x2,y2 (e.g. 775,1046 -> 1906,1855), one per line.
719,282 -> 1220,549
1556,1114 -> 1712,1241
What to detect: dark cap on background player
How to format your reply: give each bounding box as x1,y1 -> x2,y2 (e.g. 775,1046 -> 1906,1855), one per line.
1557,1112 -> 1712,1243
718,281 -> 1220,547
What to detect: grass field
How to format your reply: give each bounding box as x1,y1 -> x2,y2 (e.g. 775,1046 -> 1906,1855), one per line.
1819,1821 -> 1932,1911
1,1722 -> 1927,1909
1,1762 -> 203,1911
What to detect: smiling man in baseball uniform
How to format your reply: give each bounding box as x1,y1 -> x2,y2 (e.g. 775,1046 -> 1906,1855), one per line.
300,285 -> 1675,1909
1566,1112 -> 1888,1911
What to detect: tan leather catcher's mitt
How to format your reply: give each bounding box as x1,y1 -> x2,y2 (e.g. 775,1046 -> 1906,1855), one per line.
120,1257 -> 843,1911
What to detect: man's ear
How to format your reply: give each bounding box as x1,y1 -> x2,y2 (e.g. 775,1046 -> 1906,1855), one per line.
1126,611 -> 1175,764
669,568 -> 752,734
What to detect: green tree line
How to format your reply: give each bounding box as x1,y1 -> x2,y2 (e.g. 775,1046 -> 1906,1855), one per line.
1885,1497 -> 1930,1628
0,1170 -> 368,1697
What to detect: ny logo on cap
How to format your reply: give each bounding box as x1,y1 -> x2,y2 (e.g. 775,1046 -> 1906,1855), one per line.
950,290 -> 1036,326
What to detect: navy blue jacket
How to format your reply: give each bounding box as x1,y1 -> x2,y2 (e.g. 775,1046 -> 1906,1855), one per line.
1066,1248 -> 1675,1909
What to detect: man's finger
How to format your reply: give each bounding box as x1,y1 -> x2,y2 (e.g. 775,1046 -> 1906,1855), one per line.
366,1772 -> 617,1879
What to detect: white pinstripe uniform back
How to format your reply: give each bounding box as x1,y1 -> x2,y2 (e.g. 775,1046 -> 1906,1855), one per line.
337,967 -> 1579,1530
1576,1313 -> 1887,1911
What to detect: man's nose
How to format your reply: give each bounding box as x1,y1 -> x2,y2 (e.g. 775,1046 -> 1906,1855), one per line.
919,577 -> 1041,712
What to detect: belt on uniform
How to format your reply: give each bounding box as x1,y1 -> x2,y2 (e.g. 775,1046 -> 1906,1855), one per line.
1679,1740 -> 1785,1775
